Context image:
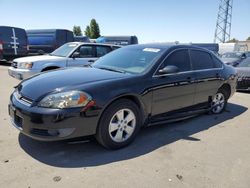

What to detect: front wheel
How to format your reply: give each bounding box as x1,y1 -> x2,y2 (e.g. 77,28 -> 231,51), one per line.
210,89 -> 228,114
96,99 -> 142,149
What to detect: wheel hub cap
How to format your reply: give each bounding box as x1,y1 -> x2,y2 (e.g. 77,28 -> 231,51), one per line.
108,108 -> 136,143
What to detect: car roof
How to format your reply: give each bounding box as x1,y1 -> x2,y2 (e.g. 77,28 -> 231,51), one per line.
67,42 -> 121,47
124,43 -> 213,52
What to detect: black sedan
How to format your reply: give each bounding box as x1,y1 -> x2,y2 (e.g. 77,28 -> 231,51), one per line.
236,57 -> 250,91
9,44 -> 237,149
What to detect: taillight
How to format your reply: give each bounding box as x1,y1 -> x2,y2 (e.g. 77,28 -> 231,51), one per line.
0,41 -> 3,52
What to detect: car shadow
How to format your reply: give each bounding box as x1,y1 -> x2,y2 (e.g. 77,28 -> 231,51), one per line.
0,61 -> 11,66
18,103 -> 247,168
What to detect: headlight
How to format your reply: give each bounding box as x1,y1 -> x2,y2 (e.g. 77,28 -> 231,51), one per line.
38,91 -> 92,109
19,62 -> 33,69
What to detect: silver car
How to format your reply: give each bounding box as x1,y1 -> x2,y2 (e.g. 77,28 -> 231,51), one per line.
8,42 -> 120,80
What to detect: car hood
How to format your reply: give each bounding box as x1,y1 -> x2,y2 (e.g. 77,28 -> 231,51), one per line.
14,55 -> 66,63
235,67 -> 250,77
18,67 -> 128,100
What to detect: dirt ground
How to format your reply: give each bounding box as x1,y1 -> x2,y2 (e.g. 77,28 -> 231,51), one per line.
0,64 -> 250,188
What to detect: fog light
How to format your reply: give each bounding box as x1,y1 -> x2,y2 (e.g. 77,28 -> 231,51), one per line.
58,128 -> 75,137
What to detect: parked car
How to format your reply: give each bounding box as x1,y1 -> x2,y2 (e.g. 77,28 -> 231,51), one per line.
8,42 -> 120,80
220,52 -> 247,66
235,57 -> 250,91
26,29 -> 74,55
9,44 -> 237,149
74,36 -> 90,43
96,36 -> 138,46
0,26 -> 28,61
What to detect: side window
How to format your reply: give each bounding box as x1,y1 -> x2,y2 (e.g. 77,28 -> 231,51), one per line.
162,49 -> 191,72
96,46 -> 112,57
190,50 -> 214,70
79,46 -> 94,58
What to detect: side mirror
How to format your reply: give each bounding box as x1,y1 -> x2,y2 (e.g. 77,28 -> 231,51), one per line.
72,52 -> 80,59
159,65 -> 179,75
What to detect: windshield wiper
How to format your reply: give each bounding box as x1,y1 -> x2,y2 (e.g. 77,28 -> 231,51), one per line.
98,67 -> 126,74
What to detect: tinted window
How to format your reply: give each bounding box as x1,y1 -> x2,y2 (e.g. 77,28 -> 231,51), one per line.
79,46 -> 94,58
190,50 -> 214,70
162,49 -> 191,72
96,46 -> 111,57
213,56 -> 223,68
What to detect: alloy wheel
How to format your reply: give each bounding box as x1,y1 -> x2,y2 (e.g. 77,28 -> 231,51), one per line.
108,108 -> 136,143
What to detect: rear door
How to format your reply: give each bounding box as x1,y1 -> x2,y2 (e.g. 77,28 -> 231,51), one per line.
67,45 -> 97,67
15,28 -> 28,56
190,49 -> 224,105
151,49 -> 196,115
1,27 -> 15,56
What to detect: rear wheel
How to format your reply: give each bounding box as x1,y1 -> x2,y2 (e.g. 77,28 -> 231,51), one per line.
210,88 -> 228,114
96,99 -> 142,149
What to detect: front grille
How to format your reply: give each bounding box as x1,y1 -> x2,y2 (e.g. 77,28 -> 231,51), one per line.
14,114 -> 23,128
12,61 -> 18,68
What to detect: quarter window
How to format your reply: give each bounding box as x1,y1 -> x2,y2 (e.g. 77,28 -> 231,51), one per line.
190,50 -> 214,70
162,49 -> 191,72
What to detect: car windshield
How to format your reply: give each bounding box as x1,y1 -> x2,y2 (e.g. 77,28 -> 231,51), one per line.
221,52 -> 242,58
237,58 -> 250,67
50,43 -> 78,57
93,47 -> 164,74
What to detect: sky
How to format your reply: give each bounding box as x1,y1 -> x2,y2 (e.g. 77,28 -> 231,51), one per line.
0,0 -> 249,43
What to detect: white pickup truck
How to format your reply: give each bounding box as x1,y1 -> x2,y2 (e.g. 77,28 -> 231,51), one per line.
8,42 -> 120,80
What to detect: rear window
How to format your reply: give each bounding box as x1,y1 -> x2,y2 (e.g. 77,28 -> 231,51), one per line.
190,50 -> 214,70
28,35 -> 55,45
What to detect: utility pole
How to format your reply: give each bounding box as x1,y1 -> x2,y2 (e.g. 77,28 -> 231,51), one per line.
214,0 -> 233,43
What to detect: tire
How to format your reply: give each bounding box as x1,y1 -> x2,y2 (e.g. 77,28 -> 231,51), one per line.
96,99 -> 142,149
210,88 -> 228,114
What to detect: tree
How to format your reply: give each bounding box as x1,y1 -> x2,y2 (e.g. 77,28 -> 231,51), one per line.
85,26 -> 91,38
226,38 -> 238,43
73,25 -> 82,36
84,19 -> 101,39
247,36 -> 250,41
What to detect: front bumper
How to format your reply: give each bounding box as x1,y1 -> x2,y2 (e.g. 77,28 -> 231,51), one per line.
8,67 -> 40,80
9,92 -> 100,141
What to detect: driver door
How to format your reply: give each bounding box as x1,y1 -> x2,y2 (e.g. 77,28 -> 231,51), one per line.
151,49 -> 196,116
67,45 -> 97,67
